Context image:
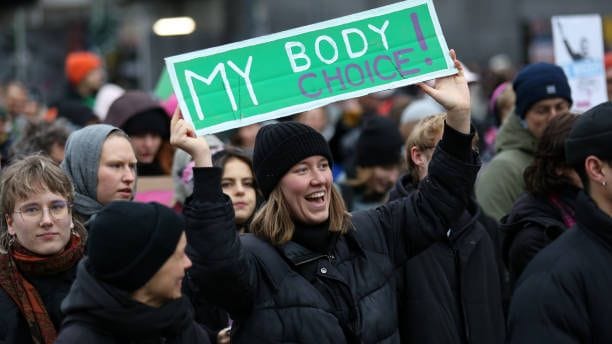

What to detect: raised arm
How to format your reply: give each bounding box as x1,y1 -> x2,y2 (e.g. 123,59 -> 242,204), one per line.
357,50 -> 480,262
171,109 -> 256,317
419,49 -> 471,134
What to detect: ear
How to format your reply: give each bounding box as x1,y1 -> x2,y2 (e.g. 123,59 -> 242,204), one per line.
584,156 -> 606,185
5,214 -> 15,236
410,146 -> 427,168
70,220 -> 74,230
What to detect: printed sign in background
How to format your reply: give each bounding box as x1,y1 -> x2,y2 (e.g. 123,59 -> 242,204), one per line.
552,15 -> 607,113
166,0 -> 455,135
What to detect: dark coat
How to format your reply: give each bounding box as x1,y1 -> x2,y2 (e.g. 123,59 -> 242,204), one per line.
0,265 -> 76,344
56,260 -> 210,344
184,127 -> 480,344
507,191 -> 612,343
501,186 -> 578,287
388,174 -> 505,344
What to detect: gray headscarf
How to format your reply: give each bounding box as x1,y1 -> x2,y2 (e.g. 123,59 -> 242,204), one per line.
61,124 -> 125,220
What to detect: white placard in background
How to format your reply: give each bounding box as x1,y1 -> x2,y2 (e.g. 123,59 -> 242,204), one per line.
552,15 -> 607,113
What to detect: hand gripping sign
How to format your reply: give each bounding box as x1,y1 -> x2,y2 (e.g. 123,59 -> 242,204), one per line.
166,0 -> 456,135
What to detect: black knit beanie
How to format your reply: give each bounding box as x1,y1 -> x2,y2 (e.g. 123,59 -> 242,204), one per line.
253,121 -> 332,199
565,101 -> 612,165
122,109 -> 171,139
355,116 -> 403,167
513,62 -> 572,119
86,201 -> 185,291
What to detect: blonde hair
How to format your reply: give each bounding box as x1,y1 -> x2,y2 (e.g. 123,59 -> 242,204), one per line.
405,114 -> 447,184
0,155 -> 86,251
250,185 -> 351,245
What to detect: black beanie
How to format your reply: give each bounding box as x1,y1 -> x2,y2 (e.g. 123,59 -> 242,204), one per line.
355,116 -> 403,167
122,109 -> 171,139
565,101 -> 612,165
86,201 -> 185,291
253,121 -> 332,199
513,62 -> 573,119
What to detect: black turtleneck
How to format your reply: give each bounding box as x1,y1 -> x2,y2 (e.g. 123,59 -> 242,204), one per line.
291,220 -> 334,254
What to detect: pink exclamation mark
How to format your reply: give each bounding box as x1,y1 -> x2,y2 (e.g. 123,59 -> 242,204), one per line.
410,13 -> 432,66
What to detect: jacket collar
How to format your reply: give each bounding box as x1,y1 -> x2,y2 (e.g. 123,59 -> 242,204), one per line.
575,191 -> 612,248
279,231 -> 365,266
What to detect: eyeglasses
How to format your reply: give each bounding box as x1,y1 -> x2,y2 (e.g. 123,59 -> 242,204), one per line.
14,201 -> 71,222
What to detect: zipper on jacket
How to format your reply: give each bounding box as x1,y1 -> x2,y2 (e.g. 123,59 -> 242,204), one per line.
452,247 -> 470,343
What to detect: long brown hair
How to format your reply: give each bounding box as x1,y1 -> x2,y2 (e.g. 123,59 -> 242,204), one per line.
524,112 -> 578,196
0,155 -> 86,252
250,185 -> 352,245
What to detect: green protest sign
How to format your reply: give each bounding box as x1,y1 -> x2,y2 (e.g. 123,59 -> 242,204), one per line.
165,0 -> 455,135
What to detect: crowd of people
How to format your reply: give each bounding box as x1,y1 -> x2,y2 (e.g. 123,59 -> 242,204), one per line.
0,42 -> 611,344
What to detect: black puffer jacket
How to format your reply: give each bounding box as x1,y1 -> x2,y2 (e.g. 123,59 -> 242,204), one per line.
507,191 -> 612,343
185,126 -> 480,343
388,174 -> 505,344
55,260 -> 210,344
501,186 -> 578,288
0,265 -> 76,344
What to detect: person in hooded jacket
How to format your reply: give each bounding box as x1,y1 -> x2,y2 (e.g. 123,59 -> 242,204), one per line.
476,63 -> 573,220
55,201 -> 210,344
501,112 -> 579,288
105,90 -> 173,176
0,155 -> 86,344
388,114 -> 505,344
61,124 -> 137,224
507,101 -> 612,343
173,50 -> 481,343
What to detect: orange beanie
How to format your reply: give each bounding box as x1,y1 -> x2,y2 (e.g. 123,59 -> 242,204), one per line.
65,51 -> 102,85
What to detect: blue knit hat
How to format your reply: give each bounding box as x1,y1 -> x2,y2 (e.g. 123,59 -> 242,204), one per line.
513,63 -> 572,119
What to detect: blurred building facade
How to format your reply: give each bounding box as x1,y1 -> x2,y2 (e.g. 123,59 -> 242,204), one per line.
1,0 -> 611,102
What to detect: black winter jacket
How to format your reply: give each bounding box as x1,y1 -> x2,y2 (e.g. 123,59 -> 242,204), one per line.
185,125 -> 480,343
501,186 -> 578,288
55,260 -> 210,344
507,191 -> 612,343
388,174 -> 505,344
0,264 -> 76,344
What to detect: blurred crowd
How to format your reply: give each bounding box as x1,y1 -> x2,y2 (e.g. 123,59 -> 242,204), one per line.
0,45 -> 611,344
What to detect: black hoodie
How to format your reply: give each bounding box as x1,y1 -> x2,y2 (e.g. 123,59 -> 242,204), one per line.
501,186 -> 579,289
389,174 -> 505,344
56,259 -> 210,344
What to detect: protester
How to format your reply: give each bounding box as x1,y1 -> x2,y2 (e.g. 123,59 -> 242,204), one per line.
507,101 -> 612,343
55,201 -> 210,344
9,118 -> 71,164
501,112 -> 579,288
213,147 -> 262,233
0,155 -> 86,344
0,81 -> 30,165
389,113 -> 504,343
61,124 -> 137,224
479,81 -> 515,163
62,51 -> 105,109
173,50 -> 479,342
476,62 -> 573,220
105,90 -> 173,176
338,116 -> 404,211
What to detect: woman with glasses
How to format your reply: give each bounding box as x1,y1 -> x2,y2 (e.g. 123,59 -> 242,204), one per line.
0,155 -> 86,344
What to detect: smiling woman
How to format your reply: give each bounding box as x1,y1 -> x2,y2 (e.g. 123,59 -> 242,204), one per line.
0,155 -> 86,344
173,50 -> 481,343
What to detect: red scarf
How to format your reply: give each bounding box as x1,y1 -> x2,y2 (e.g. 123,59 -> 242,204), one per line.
0,234 -> 84,344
